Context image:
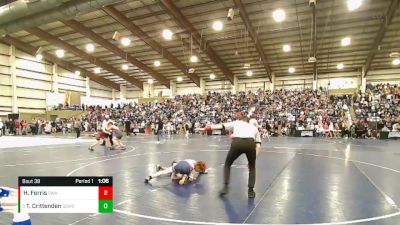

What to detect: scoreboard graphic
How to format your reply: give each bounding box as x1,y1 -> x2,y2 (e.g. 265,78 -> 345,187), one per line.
18,176 -> 113,213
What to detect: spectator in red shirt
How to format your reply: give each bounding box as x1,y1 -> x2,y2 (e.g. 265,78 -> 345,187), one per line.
15,120 -> 21,136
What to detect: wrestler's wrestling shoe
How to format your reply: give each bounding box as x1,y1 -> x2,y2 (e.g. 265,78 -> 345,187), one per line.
144,176 -> 152,183
248,188 -> 256,198
219,185 -> 229,196
156,164 -> 162,172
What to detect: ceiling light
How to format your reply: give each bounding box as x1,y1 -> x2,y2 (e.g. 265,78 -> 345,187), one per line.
212,20 -> 223,31
122,64 -> 129,70
162,29 -> 173,40
190,55 -> 198,63
85,43 -> 95,52
75,71 -> 81,76
337,63 -> 344,70
210,73 -> 216,79
177,76 -> 183,82
94,67 -> 101,74
55,49 -> 64,58
35,54 -> 43,60
147,79 -> 154,84
272,9 -> 286,22
154,60 -> 161,67
392,58 -> 400,66
283,44 -> 291,52
347,0 -> 362,11
288,67 -> 295,73
341,37 -> 351,46
246,70 -> 253,76
120,37 -> 131,46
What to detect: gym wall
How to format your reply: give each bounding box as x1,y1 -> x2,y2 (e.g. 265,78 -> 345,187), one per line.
0,42 -> 113,116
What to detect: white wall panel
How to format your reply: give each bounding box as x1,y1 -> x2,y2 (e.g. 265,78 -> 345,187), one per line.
368,69 -> 400,83
154,87 -> 171,97
0,74 -> 11,86
16,88 -> 46,100
58,68 -> 85,81
318,71 -> 359,79
58,84 -> 86,95
176,82 -> 201,95
0,85 -> 11,96
0,106 -> 11,115
91,89 -> 112,99
89,80 -> 112,91
0,43 -> 9,55
15,57 -> 52,74
238,77 -> 270,84
17,98 -> 46,109
90,79 -> 112,99
126,90 -> 142,99
0,55 -> 10,66
58,77 -> 86,88
276,74 -> 313,82
0,96 -> 12,106
15,68 -> 52,82
0,65 -> 10,74
16,77 -> 51,91
18,108 -> 45,114
204,80 -> 232,92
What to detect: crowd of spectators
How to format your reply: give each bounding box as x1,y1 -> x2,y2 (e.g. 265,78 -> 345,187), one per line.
352,83 -> 400,137
0,117 -> 88,137
80,88 -> 354,138
1,84 -> 398,139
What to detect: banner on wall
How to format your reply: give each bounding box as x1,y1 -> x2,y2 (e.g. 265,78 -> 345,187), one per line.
46,92 -> 65,107
80,96 -> 138,107
64,91 -> 71,107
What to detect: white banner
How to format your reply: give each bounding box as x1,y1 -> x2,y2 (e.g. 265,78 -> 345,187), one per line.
301,131 -> 314,137
388,132 -> 400,138
45,92 -> 65,107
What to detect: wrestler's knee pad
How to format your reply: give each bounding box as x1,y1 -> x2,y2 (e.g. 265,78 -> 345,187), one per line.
13,213 -> 31,225
0,188 -> 10,198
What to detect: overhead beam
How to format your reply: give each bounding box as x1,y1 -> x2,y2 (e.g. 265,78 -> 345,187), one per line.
0,35 -> 120,90
160,0 -> 234,84
63,19 -> 171,88
233,0 -> 272,82
0,0 -> 122,36
363,0 -> 399,77
102,6 -> 200,87
26,27 -> 144,90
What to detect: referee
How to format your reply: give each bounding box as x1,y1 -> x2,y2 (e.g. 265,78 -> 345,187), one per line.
219,113 -> 261,198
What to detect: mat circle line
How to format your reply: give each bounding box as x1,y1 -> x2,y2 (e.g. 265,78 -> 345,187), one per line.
66,148 -> 400,225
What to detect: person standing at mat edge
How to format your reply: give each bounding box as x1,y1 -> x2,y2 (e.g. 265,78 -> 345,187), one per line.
73,117 -> 82,139
0,118 -> 3,137
219,113 -> 261,198
156,118 -> 164,144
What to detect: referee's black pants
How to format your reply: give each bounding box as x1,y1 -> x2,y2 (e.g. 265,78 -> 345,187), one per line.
224,138 -> 256,189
